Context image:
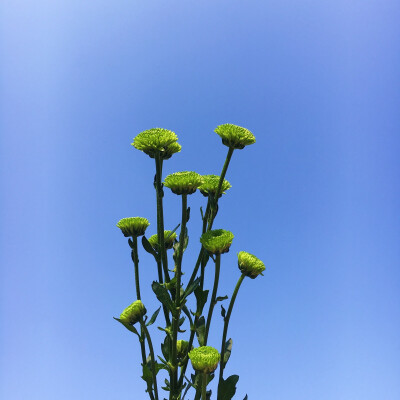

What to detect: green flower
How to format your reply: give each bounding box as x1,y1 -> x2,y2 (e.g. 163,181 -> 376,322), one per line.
199,174 -> 232,198
176,340 -> 192,363
117,217 -> 150,237
132,128 -> 181,159
188,346 -> 220,374
237,251 -> 266,279
200,229 -> 234,255
148,230 -> 177,250
163,171 -> 203,195
214,123 -> 256,149
119,300 -> 147,325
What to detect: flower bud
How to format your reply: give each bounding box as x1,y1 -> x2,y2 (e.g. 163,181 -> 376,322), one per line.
200,229 -> 234,255
119,300 -> 147,325
214,123 -> 256,149
117,217 -> 150,237
176,340 -> 192,363
188,346 -> 220,374
237,251 -> 266,279
132,128 -> 181,159
148,230 -> 177,250
199,174 -> 231,198
163,171 -> 203,195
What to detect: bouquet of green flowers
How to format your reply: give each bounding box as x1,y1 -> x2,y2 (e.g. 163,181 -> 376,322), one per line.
115,124 -> 267,400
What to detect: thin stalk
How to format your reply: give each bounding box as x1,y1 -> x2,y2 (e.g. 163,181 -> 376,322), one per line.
140,320 -> 159,400
170,194 -> 188,398
207,147 -> 234,231
218,273 -> 246,385
204,254 -> 221,345
154,152 -> 171,283
201,373 -> 207,400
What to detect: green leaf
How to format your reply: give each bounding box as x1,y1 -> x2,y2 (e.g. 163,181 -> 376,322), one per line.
113,317 -> 140,336
195,316 -> 206,346
146,307 -> 161,326
181,305 -> 194,327
224,338 -> 233,364
182,277 -> 201,302
167,223 -> 180,239
142,236 -> 158,259
215,295 -> 228,304
200,206 -> 204,220
243,395 -> 248,400
221,304 -> 226,319
161,335 -> 171,360
194,287 -> 209,315
217,375 -> 239,400
186,207 -> 191,222
152,281 -> 174,313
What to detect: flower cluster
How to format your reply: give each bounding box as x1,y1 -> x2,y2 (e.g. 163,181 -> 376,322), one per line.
237,251 -> 266,279
117,217 -> 150,237
214,123 -> 256,149
200,229 -> 234,255
163,171 -> 203,195
148,230 -> 177,250
132,128 -> 181,159
188,346 -> 220,374
119,300 -> 147,326
199,174 -> 231,198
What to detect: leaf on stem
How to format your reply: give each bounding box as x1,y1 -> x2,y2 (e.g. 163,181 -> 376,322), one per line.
113,317 -> 140,337
182,277 -> 201,303
142,236 -> 159,260
221,304 -> 226,320
186,207 -> 191,222
152,281 -> 175,314
217,375 -> 239,400
224,338 -> 233,364
194,287 -> 209,315
161,335 -> 171,360
146,307 -> 161,326
215,295 -> 228,304
195,316 -> 206,346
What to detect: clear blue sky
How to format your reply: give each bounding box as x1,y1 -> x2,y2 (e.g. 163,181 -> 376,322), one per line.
1,1 -> 399,399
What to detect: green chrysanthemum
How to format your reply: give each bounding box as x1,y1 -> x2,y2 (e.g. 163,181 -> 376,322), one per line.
214,123 -> 256,149
188,346 -> 220,374
176,340 -> 192,362
163,171 -> 203,195
200,229 -> 234,255
148,230 -> 177,250
238,251 -> 266,279
199,174 -> 232,198
132,128 -> 181,159
119,300 -> 147,326
117,217 -> 150,237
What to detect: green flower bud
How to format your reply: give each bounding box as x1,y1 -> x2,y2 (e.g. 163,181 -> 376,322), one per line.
200,229 -> 234,255
176,340 -> 192,363
119,300 -> 147,325
117,217 -> 150,237
163,171 -> 203,195
199,174 -> 232,198
132,128 -> 181,159
214,123 -> 256,149
237,251 -> 266,279
188,346 -> 220,374
148,230 -> 177,250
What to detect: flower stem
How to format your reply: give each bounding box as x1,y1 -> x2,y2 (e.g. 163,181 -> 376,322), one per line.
155,152 -> 171,284
140,321 -> 159,400
131,236 -> 141,300
201,373 -> 207,400
170,194 -> 188,398
204,253 -> 221,345
218,273 -> 246,385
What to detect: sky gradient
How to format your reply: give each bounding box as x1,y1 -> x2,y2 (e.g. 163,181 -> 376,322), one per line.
1,1 -> 400,399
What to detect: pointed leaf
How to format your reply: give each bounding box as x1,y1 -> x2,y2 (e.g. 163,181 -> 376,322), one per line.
243,395 -> 248,400
217,375 -> 239,400
186,207 -> 191,222
215,295 -> 228,303
195,316 -> 206,346
224,338 -> 233,364
146,307 -> 161,326
152,281 -> 174,313
142,236 -> 158,259
182,277 -> 201,302
113,317 -> 140,336
194,287 -> 209,315
221,304 -> 226,319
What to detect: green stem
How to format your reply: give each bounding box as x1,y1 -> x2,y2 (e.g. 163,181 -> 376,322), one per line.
170,194 -> 188,398
140,321 -> 159,400
201,373 -> 207,400
218,273 -> 246,385
155,152 -> 171,283
207,147 -> 234,231
131,236 -> 141,300
204,254 -> 221,345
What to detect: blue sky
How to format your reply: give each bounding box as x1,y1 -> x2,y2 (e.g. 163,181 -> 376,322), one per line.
1,1 -> 399,399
